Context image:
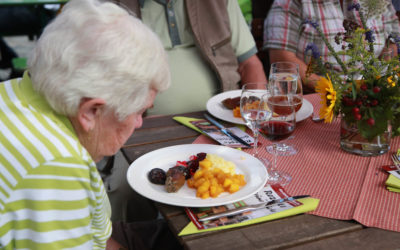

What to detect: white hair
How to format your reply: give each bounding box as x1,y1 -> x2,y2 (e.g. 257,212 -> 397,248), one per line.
28,0 -> 170,120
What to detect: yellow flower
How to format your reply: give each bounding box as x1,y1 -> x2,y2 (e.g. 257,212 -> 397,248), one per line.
315,75 -> 337,123
387,76 -> 396,87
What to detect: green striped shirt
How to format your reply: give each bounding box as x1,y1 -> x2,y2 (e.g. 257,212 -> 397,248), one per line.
0,72 -> 112,249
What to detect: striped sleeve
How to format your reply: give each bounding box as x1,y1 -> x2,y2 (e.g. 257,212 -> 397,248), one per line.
0,158 -> 111,249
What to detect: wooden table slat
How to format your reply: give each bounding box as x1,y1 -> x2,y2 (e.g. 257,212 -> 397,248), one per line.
123,125 -> 199,147
183,214 -> 362,250
290,227 -> 400,250
122,137 -> 198,163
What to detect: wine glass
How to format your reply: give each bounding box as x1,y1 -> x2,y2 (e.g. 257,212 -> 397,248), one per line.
240,83 -> 269,158
258,92 -> 295,186
268,62 -> 302,156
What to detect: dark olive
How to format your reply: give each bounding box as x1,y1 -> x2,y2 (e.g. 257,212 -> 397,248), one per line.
148,168 -> 166,185
187,160 -> 199,178
197,152 -> 207,161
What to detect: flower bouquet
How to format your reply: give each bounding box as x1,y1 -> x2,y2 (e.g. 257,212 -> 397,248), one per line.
305,1 -> 400,156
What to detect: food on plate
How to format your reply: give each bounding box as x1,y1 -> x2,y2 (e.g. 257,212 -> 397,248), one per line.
147,152 -> 207,192
165,167 -> 186,193
187,154 -> 246,199
222,96 -> 240,110
222,96 -> 263,118
148,168 -> 167,185
232,106 -> 241,118
147,152 -> 246,196
222,96 -> 242,118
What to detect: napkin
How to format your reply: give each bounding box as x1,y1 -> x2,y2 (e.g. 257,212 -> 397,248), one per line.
387,186 -> 400,192
386,174 -> 400,193
178,197 -> 319,236
173,116 -> 203,134
173,116 -> 247,133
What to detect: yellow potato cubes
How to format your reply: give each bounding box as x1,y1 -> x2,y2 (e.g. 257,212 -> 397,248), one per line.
187,154 -> 246,199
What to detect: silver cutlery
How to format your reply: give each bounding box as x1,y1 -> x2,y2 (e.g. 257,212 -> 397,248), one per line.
198,195 -> 310,222
204,113 -> 252,148
391,153 -> 400,170
311,115 -> 324,123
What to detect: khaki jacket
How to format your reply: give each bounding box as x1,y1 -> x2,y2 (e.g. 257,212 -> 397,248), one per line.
114,0 -> 241,91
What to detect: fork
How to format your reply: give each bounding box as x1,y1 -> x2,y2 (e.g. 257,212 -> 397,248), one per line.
391,153 -> 400,170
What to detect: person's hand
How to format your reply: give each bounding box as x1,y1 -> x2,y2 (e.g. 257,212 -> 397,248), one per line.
303,73 -> 320,94
106,237 -> 127,250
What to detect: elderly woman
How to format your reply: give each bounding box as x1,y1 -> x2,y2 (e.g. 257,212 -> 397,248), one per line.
0,0 -> 171,249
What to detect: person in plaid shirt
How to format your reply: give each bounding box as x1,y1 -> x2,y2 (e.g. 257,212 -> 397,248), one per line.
263,0 -> 400,93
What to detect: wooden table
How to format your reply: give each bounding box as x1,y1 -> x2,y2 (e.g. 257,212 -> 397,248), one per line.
121,111 -> 400,249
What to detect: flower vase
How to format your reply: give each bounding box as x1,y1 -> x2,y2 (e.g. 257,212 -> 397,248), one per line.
340,119 -> 391,156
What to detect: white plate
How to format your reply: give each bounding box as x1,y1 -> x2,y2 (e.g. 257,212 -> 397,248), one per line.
127,144 -> 268,207
206,90 -> 314,125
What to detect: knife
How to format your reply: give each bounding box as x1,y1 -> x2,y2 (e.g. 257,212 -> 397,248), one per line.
204,113 -> 252,148
198,195 -> 310,222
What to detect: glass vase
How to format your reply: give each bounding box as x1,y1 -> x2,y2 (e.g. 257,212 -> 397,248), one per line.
340,119 -> 391,156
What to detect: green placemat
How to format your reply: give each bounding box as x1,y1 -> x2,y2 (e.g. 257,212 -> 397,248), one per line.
386,174 -> 400,189
179,197 -> 319,236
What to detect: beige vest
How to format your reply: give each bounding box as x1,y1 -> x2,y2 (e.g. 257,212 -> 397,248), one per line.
114,0 -> 241,91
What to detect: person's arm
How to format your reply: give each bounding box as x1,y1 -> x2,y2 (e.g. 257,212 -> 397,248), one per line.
238,54 -> 267,85
383,2 -> 400,57
106,237 -> 127,250
389,42 -> 398,57
268,49 -> 320,93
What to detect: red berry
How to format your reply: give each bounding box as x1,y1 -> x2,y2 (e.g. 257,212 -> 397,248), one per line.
352,107 -> 360,114
367,118 -> 375,126
356,100 -> 363,106
342,97 -> 349,106
371,100 -> 378,106
360,84 -> 368,91
373,86 -> 380,93
354,113 -> 362,120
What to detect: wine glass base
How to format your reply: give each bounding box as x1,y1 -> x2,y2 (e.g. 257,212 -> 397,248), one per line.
266,143 -> 297,156
266,170 -> 292,186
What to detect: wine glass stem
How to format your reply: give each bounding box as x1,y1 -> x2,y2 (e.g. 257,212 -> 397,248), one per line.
253,132 -> 259,157
272,143 -> 278,171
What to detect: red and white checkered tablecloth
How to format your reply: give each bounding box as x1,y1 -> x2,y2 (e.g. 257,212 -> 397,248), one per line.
194,94 -> 400,232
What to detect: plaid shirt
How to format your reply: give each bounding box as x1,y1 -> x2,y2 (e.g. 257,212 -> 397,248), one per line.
264,0 -> 400,70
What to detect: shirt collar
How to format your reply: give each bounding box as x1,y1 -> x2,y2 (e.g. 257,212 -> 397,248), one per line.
19,71 -> 76,136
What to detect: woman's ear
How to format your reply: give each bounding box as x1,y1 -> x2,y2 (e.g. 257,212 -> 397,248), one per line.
76,98 -> 106,132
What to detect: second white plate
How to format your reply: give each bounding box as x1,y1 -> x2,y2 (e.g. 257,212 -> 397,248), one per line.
206,90 -> 314,125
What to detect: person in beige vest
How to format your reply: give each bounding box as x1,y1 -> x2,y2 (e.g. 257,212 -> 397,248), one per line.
114,0 -> 267,115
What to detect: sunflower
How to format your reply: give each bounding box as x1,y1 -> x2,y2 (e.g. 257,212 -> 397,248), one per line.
387,76 -> 396,87
315,75 -> 337,123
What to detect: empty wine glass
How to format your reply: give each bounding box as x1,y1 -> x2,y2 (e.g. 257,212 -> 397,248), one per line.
258,92 -> 294,186
268,62 -> 302,156
240,83 -> 268,157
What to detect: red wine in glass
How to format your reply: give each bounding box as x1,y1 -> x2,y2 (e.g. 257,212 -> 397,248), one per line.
259,121 -> 295,141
